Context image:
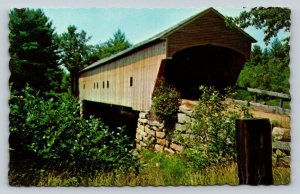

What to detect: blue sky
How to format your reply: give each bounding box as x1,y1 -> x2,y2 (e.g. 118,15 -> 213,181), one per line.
43,7 -> 289,49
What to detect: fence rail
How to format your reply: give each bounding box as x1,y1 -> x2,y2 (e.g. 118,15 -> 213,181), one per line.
236,87 -> 290,108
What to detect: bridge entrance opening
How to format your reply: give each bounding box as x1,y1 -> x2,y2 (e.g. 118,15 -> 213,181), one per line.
164,45 -> 245,99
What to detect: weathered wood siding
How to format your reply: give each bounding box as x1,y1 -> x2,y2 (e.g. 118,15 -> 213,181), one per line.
166,11 -> 252,58
79,41 -> 167,111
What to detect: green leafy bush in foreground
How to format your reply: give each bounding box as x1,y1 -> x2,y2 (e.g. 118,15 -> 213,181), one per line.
9,86 -> 137,176
151,79 -> 180,126
182,86 -> 242,169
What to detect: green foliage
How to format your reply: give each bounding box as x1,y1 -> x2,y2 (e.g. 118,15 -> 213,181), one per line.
140,150 -> 190,185
9,86 -> 137,174
9,8 -> 62,92
57,25 -> 94,95
151,79 -> 181,124
237,39 -> 290,95
182,86 -> 241,169
89,29 -> 131,61
228,7 -> 290,44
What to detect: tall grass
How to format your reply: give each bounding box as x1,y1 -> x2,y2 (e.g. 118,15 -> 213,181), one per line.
35,163 -> 238,186
19,151 -> 288,186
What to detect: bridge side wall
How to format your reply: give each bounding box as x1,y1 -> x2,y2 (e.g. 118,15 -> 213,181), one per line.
79,41 -> 167,111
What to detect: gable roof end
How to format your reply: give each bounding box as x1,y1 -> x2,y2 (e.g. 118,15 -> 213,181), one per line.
80,7 -> 256,73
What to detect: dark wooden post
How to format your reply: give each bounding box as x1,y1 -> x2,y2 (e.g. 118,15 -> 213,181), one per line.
280,98 -> 284,108
254,93 -> 257,102
236,118 -> 273,185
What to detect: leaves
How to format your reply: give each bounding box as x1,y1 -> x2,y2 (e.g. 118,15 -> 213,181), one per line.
9,8 -> 62,92
151,79 -> 181,125
9,86 -> 137,173
230,7 -> 290,44
89,29 -> 132,61
56,25 -> 93,95
182,86 -> 242,169
237,39 -> 290,93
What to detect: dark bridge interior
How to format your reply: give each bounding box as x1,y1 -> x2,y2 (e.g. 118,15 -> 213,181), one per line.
164,45 -> 246,99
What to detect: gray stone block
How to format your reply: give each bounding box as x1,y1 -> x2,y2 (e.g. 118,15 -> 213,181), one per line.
170,143 -> 183,152
178,113 -> 191,124
272,141 -> 291,152
139,112 -> 148,119
175,123 -> 187,132
157,138 -> 166,146
138,118 -> 148,124
156,131 -> 166,139
145,125 -> 156,137
164,147 -> 175,155
272,127 -> 291,142
155,144 -> 164,152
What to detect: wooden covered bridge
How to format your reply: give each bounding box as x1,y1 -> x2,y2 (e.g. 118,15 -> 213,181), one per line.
78,7 -> 256,113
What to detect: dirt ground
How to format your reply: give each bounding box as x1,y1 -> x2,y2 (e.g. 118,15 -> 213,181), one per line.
181,98 -> 291,129
250,108 -> 290,129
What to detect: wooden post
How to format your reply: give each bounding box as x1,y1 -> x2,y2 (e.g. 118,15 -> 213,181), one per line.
280,98 -> 284,108
254,93 -> 257,102
236,118 -> 273,185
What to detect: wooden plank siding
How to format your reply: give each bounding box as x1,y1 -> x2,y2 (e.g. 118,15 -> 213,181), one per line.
79,41 -> 167,111
166,11 -> 252,59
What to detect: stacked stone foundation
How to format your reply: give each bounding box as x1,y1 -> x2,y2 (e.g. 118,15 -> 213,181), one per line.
272,127 -> 291,167
135,102 -> 291,168
135,104 -> 195,155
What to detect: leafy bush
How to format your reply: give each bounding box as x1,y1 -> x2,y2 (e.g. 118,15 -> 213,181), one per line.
182,86 -> 242,169
237,40 -> 290,94
9,86 -> 137,175
151,79 -> 180,125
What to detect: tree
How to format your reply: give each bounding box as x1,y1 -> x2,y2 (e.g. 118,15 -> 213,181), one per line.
237,39 -> 290,93
228,7 -> 290,44
89,29 -> 131,61
9,8 -> 61,92
57,25 -> 93,95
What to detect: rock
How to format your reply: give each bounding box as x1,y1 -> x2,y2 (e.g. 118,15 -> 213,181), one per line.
157,138 -> 166,146
178,113 -> 191,124
158,122 -> 165,129
140,130 -> 147,137
170,143 -> 183,153
136,143 -> 142,150
149,120 -> 161,127
164,147 -> 175,155
175,123 -> 187,132
145,125 -> 156,137
272,155 -> 278,167
136,132 -> 142,141
143,135 -> 149,142
272,127 -> 291,142
166,140 -> 170,147
156,131 -> 166,139
154,144 -> 164,152
139,112 -> 148,119
278,156 -> 291,167
138,118 -> 148,124
275,149 -> 286,157
179,106 -> 193,116
272,141 -> 291,152
140,141 -> 147,147
137,123 -> 145,131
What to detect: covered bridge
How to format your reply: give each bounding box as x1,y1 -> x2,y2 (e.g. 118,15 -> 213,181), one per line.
78,7 -> 256,112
